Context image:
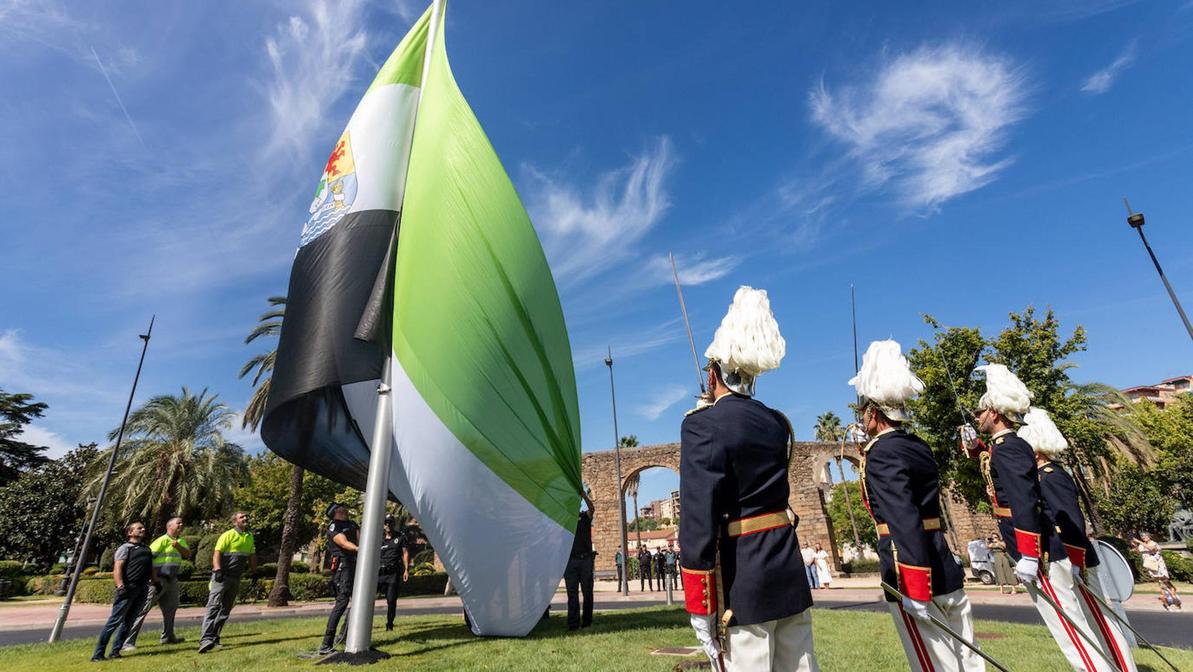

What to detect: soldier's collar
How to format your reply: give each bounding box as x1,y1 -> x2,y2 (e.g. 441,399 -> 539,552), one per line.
712,391 -> 738,405
990,428 -> 1015,442
862,427 -> 898,454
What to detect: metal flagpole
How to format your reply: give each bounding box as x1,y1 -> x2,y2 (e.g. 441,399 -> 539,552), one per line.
343,0 -> 443,655
49,316 -> 154,643
1124,198 -> 1193,342
605,348 -> 630,596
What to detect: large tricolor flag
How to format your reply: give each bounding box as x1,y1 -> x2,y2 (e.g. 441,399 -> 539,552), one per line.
262,3 -> 583,636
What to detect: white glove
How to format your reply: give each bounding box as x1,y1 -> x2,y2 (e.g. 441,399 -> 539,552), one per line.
1015,556 -> 1039,586
903,597 -> 932,623
690,613 -> 721,665
959,424 -> 978,451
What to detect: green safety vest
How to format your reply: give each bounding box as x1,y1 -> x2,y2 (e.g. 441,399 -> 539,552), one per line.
149,534 -> 190,576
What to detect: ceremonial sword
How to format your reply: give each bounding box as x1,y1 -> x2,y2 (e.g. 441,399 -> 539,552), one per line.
1072,573 -> 1180,672
879,582 -> 1011,672
670,252 -> 706,397
1023,580 -> 1118,667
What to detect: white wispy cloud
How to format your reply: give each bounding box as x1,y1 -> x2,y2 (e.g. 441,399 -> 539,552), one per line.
636,384 -> 690,421
810,43 -> 1028,211
526,137 -> 676,288
90,45 -> 147,151
645,252 -> 739,287
264,0 -> 369,159
571,318 -> 685,371
1080,42 -> 1137,94
16,424 -> 76,459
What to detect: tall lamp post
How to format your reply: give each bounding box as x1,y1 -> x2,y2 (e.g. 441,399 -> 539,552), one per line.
605,347 -> 631,596
1125,198 -> 1193,342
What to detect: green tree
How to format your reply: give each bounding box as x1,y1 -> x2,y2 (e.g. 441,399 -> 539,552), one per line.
1126,395 -> 1193,509
87,387 -> 249,536
814,412 -> 845,443
907,308 -> 1148,514
238,294 -> 307,606
1095,461 -> 1176,536
0,444 -> 99,567
826,481 -> 876,552
0,390 -> 51,484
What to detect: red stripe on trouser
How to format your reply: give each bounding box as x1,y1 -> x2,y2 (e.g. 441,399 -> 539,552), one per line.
899,606 -> 936,672
1040,574 -> 1096,672
1078,584 -> 1128,672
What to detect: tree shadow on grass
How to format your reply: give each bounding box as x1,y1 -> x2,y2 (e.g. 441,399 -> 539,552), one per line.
390,608 -> 688,644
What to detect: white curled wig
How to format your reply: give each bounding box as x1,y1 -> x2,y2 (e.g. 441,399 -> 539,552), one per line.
976,364 -> 1032,422
1018,407 -> 1068,458
848,340 -> 923,422
704,286 -> 785,396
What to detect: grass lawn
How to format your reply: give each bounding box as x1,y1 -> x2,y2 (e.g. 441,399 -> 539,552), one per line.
0,606 -> 1188,671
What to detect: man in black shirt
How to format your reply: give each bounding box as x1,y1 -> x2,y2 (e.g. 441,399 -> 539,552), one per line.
319,504 -> 359,655
92,521 -> 156,662
637,546 -> 652,592
378,515 -> 411,632
563,497 -> 595,630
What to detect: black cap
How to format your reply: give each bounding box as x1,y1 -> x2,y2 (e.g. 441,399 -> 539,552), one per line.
326,503 -> 342,519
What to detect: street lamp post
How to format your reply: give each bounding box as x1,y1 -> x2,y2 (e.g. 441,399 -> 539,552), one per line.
605,347 -> 630,596
1125,199 -> 1193,342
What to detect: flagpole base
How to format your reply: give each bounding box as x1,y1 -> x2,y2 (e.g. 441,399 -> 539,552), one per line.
317,649 -> 392,666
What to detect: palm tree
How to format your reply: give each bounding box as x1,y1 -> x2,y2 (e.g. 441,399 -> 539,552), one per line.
239,295 -> 305,606
94,388 -> 249,535
814,411 -> 845,443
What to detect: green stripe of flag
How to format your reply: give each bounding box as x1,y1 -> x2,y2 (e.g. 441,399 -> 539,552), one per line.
393,3 -> 583,530
366,5 -> 431,94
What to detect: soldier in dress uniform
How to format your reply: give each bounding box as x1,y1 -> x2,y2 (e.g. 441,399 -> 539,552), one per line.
850,340 -> 984,672
963,365 -> 1103,671
679,286 -> 819,672
1020,408 -> 1135,672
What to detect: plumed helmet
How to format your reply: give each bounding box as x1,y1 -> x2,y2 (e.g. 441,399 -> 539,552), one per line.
703,286 -> 785,396
1018,407 -> 1068,458
848,340 -> 924,422
976,364 -> 1032,423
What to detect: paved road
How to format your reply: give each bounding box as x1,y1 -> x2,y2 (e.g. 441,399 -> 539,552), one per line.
3,598 -> 1190,649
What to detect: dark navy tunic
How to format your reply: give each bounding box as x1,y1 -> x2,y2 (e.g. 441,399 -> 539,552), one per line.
678,393 -> 813,626
983,431 -> 1048,562
1038,462 -> 1099,568
862,429 -> 965,602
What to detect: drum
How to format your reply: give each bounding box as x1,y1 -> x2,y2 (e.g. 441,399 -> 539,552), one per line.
1095,539 -> 1134,601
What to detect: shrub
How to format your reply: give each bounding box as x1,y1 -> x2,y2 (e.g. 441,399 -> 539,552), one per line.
410,562 -> 437,577
194,534 -> 222,572
403,573 -> 448,596
841,559 -> 880,575
48,563 -> 66,575
99,548 -> 116,572
177,560 -> 195,580
290,560 -> 310,574
82,566 -> 100,576
1160,551 -> 1193,583
0,560 -> 26,577
267,573 -> 332,601
254,562 -> 278,579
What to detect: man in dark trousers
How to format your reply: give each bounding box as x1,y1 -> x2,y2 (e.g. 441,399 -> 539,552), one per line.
563,494 -> 596,630
319,504 -> 359,655
653,549 -> 666,591
679,286 -> 818,671
851,339 -> 981,672
379,514 -> 410,632
637,546 -> 652,591
92,521 -> 156,662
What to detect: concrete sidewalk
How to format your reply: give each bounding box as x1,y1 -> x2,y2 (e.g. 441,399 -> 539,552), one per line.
4,577 -> 1177,634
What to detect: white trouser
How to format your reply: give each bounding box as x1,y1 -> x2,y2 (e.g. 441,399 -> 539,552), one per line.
887,588 -> 986,672
1073,563 -> 1135,672
721,610 -> 819,672
1031,559 -> 1131,672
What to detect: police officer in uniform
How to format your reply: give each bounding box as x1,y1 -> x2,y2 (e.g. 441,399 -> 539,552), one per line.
1021,408 -> 1135,672
563,495 -> 596,630
319,504 -> 359,655
851,340 -> 984,672
679,286 -> 818,672
379,514 -> 410,632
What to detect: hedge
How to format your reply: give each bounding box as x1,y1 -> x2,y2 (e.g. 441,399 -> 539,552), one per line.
23,571 -> 450,604
840,559 -> 880,575
0,560 -> 26,577
1160,551 -> 1193,583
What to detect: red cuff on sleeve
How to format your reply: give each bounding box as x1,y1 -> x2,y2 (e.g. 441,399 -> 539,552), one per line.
1063,543 -> 1086,569
1014,528 -> 1041,559
681,567 -> 716,616
897,562 -> 932,602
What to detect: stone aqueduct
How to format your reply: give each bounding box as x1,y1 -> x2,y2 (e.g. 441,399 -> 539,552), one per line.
582,441 -> 997,573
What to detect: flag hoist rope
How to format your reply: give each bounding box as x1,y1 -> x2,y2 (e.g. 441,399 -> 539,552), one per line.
344,0 -> 443,654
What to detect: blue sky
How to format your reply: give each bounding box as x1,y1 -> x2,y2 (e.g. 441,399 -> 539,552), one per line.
3,0 -> 1193,513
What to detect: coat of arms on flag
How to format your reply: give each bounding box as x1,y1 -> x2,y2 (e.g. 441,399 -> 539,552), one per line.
301,130 -> 358,246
